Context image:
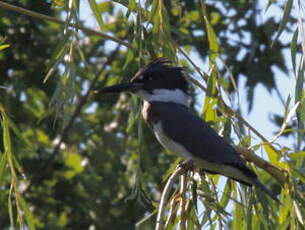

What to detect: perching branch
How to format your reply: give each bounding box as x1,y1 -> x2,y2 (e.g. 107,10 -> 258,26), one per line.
164,194 -> 179,228
0,1 -> 131,48
155,166 -> 185,230
179,174 -> 188,230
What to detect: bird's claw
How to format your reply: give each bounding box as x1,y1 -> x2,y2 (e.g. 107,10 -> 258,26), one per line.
177,159 -> 194,172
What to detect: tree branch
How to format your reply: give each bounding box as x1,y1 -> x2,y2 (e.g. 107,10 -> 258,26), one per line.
179,174 -> 187,230
0,1 -> 131,48
155,166 -> 184,230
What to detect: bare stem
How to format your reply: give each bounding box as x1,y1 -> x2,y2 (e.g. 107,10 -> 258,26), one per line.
155,167 -> 184,230
179,174 -> 187,230
0,1 -> 131,48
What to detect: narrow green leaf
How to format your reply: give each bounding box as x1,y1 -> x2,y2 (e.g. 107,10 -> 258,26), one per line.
19,197 -> 36,230
232,200 -> 243,229
295,61 -> 305,146
54,0 -> 64,7
300,97 -> 305,124
0,152 -> 7,187
202,73 -> 217,122
205,19 -> 219,63
290,29 -> 298,74
264,0 -> 273,12
284,95 -> 292,114
161,158 -> 181,182
149,0 -> 159,22
278,217 -> 292,230
219,180 -> 231,208
2,114 -> 11,154
271,101 -> 299,142
88,0 -> 104,29
126,96 -> 138,132
0,44 -> 10,51
263,143 -> 279,165
295,62 -> 305,102
8,193 -> 14,228
44,31 -> 71,83
200,1 -> 219,64
293,200 -> 304,225
278,190 -> 290,224
128,0 -> 136,11
246,195 -> 254,230
272,0 -> 293,45
292,168 -> 305,183
123,50 -> 134,70
289,151 -> 305,159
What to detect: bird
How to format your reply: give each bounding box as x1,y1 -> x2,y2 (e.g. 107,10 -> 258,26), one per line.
100,58 -> 279,203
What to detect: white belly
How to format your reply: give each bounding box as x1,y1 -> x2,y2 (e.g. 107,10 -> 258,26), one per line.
152,121 -> 193,159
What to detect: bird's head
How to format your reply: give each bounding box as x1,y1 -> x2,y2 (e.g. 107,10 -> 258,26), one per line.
100,58 -> 190,106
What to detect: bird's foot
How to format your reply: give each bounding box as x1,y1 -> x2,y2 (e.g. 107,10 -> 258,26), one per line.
177,159 -> 194,172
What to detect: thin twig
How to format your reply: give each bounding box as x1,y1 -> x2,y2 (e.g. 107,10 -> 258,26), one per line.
209,179 -> 223,229
178,47 -> 209,81
135,210 -> 158,229
155,167 -> 185,230
179,174 -> 187,230
0,1 -> 131,48
164,194 -> 179,228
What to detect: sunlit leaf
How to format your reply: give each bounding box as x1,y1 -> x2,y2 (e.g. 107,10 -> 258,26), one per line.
202,73 -> 218,122
128,0 -> 136,11
88,0 -> 104,29
293,200 -> 304,225
289,151 -> 305,159
0,152 -> 7,187
54,0 -> 65,7
19,197 -> 36,230
263,143 -> 279,165
44,31 -> 71,83
64,151 -> 84,178
8,193 -> 14,228
219,180 -> 231,208
0,44 -> 10,51
272,0 -> 293,44
278,188 -> 290,224
290,29 -> 298,74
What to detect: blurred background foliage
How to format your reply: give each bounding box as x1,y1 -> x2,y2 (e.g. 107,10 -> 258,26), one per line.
0,0 -> 304,229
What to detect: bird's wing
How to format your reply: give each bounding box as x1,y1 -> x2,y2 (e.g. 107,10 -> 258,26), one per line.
153,102 -> 256,177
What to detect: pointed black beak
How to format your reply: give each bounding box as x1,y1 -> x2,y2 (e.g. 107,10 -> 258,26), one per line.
99,82 -> 143,94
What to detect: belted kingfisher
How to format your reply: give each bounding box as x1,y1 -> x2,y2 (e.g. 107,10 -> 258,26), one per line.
100,58 -> 279,202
